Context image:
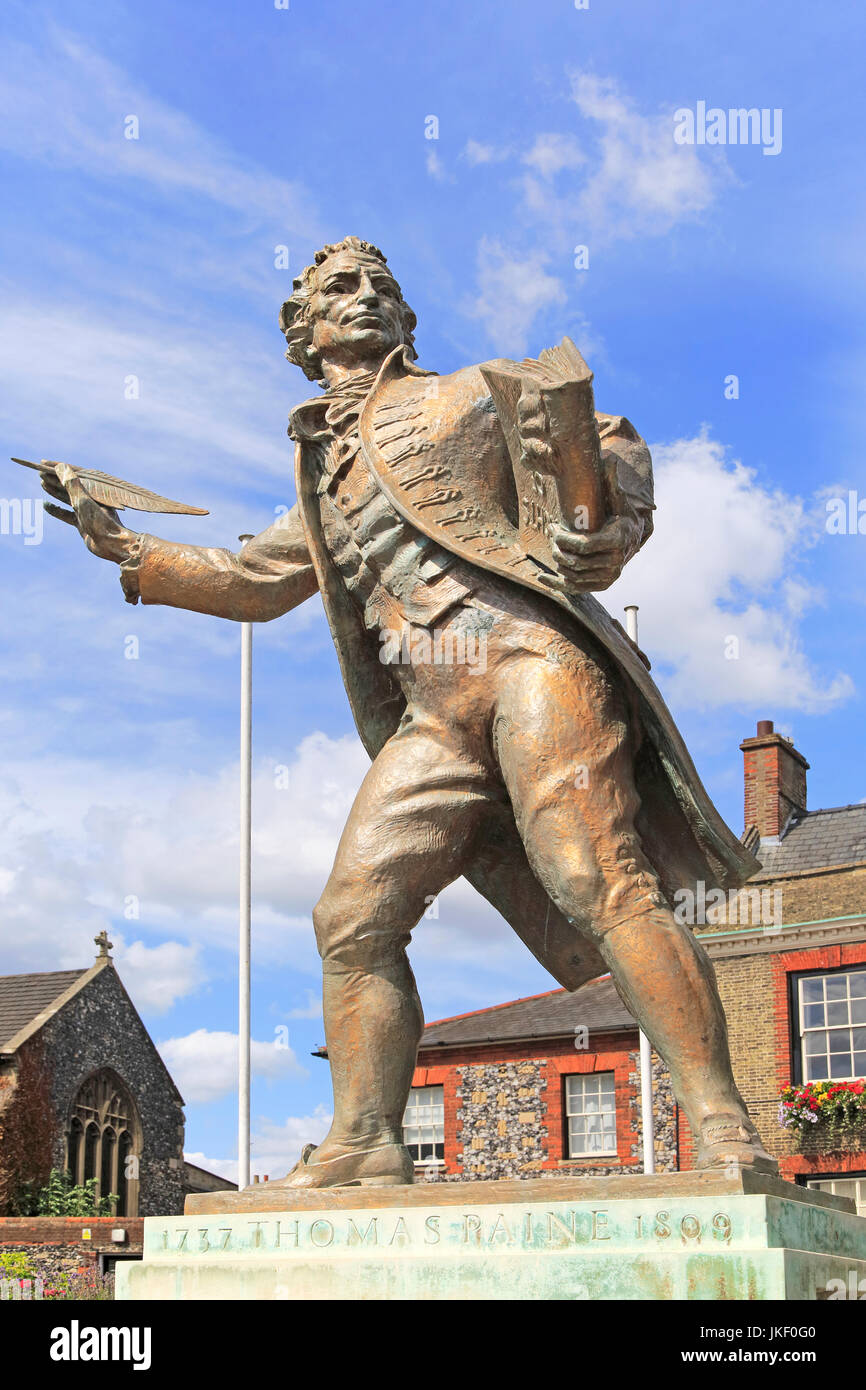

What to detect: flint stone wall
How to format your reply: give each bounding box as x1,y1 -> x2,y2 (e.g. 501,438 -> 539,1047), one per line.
38,967 -> 185,1217
419,1049 -> 678,1181
456,1060 -> 548,1180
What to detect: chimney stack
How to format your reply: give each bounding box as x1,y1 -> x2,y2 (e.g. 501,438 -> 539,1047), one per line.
740,720 -> 809,842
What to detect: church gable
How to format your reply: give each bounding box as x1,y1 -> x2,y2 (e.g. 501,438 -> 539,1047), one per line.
0,942 -> 185,1217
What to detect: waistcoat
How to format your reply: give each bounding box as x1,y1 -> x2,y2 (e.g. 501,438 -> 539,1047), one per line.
314,376 -> 475,633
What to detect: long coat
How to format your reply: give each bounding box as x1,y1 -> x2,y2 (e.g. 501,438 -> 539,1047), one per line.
127,344 -> 758,989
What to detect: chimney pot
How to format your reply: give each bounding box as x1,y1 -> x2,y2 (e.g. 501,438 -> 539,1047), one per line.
740,719 -> 808,841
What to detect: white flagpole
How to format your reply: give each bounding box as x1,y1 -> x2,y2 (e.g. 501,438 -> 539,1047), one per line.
624,604 -> 656,1175
238,536 -> 254,1191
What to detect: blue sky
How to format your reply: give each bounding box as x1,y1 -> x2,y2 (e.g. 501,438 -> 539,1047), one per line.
1,0 -> 864,1179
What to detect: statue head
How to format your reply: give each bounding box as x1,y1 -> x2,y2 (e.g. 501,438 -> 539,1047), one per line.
279,237 -> 417,385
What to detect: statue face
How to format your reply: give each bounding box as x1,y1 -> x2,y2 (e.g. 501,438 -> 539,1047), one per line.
308,251 -> 405,366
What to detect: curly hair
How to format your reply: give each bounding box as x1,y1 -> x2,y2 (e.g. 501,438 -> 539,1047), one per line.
279,236 -> 417,383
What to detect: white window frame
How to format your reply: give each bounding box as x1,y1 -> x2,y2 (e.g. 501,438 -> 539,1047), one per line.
806,1176 -> 866,1218
402,1084 -> 445,1166
798,968 -> 866,1083
565,1072 -> 617,1159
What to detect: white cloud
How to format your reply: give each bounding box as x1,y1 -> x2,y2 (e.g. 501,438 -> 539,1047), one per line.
425,149 -> 451,182
0,27 -> 317,233
0,296 -> 293,496
465,236 -> 567,353
286,990 -> 323,1020
249,1108 -> 332,1178
0,733 -> 368,979
463,139 -> 511,166
603,430 -> 853,712
114,939 -> 202,1015
184,1103 -> 332,1182
158,1027 -> 307,1105
182,1151 -> 240,1183
0,718 -> 555,1025
464,72 -> 727,349
523,133 -> 585,179
515,74 -> 724,249
568,73 -> 724,239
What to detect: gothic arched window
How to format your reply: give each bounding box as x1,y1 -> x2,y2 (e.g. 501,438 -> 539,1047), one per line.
65,1070 -> 141,1217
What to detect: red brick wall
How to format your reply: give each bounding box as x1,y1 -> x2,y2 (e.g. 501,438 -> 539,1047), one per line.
741,726 -> 808,839
0,1215 -> 143,1253
543,1034 -> 641,1172
411,1061 -> 461,1175
415,936 -> 866,1183
771,943 -> 866,1183
412,1028 -> 676,1177
686,941 -> 866,1179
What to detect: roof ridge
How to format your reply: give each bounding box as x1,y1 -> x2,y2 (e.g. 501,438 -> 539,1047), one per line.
422,974 -> 614,1031
789,802 -> 866,820
423,987 -> 566,1029
419,974 -> 630,1048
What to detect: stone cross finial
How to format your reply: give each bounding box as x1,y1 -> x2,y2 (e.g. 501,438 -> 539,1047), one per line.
94,930 -> 113,960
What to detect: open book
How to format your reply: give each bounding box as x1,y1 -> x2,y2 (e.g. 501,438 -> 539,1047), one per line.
480,337 -> 603,571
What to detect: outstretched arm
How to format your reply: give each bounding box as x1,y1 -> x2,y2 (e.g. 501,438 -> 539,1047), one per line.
45,462 -> 318,623
120,507 -> 318,622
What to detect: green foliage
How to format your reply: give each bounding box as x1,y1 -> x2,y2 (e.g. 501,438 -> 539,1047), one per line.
32,1168 -> 118,1217
0,1250 -> 37,1280
8,1179 -> 40,1216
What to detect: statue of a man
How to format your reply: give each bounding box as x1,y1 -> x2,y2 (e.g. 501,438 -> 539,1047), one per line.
47,236 -> 775,1186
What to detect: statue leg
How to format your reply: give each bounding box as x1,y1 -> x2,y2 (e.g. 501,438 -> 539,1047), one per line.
493,649 -> 776,1171
275,714 -> 495,1188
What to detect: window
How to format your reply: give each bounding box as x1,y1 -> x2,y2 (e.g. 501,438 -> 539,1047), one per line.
565,1073 -> 617,1158
65,1069 -> 141,1216
806,1176 -> 866,1218
798,969 -> 866,1081
402,1085 -> 444,1164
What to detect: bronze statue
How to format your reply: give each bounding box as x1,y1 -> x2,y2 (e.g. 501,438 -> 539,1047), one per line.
36,236 -> 775,1186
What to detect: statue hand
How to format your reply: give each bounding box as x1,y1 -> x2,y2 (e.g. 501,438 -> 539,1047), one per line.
42,461 -> 137,565
539,515 -> 639,594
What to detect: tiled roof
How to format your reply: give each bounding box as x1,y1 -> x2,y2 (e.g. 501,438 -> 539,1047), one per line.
0,970 -> 88,1049
418,975 -> 634,1050
756,804 -> 866,877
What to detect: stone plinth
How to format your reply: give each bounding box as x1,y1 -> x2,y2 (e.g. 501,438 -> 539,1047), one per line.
115,1170 -> 866,1301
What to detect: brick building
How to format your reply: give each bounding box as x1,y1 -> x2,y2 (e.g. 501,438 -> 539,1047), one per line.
401,720 -> 866,1213
0,932 -> 232,1219
407,978 -> 676,1181
696,721 -> 866,1208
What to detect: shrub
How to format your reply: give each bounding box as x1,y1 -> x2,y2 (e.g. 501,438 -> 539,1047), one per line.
33,1169 -> 118,1217
0,1251 -> 37,1281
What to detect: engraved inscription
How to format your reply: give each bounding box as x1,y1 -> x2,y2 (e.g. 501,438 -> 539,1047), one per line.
152,1204 -> 736,1258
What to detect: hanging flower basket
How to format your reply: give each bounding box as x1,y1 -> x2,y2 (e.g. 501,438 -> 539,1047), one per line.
779,1080 -> 866,1146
